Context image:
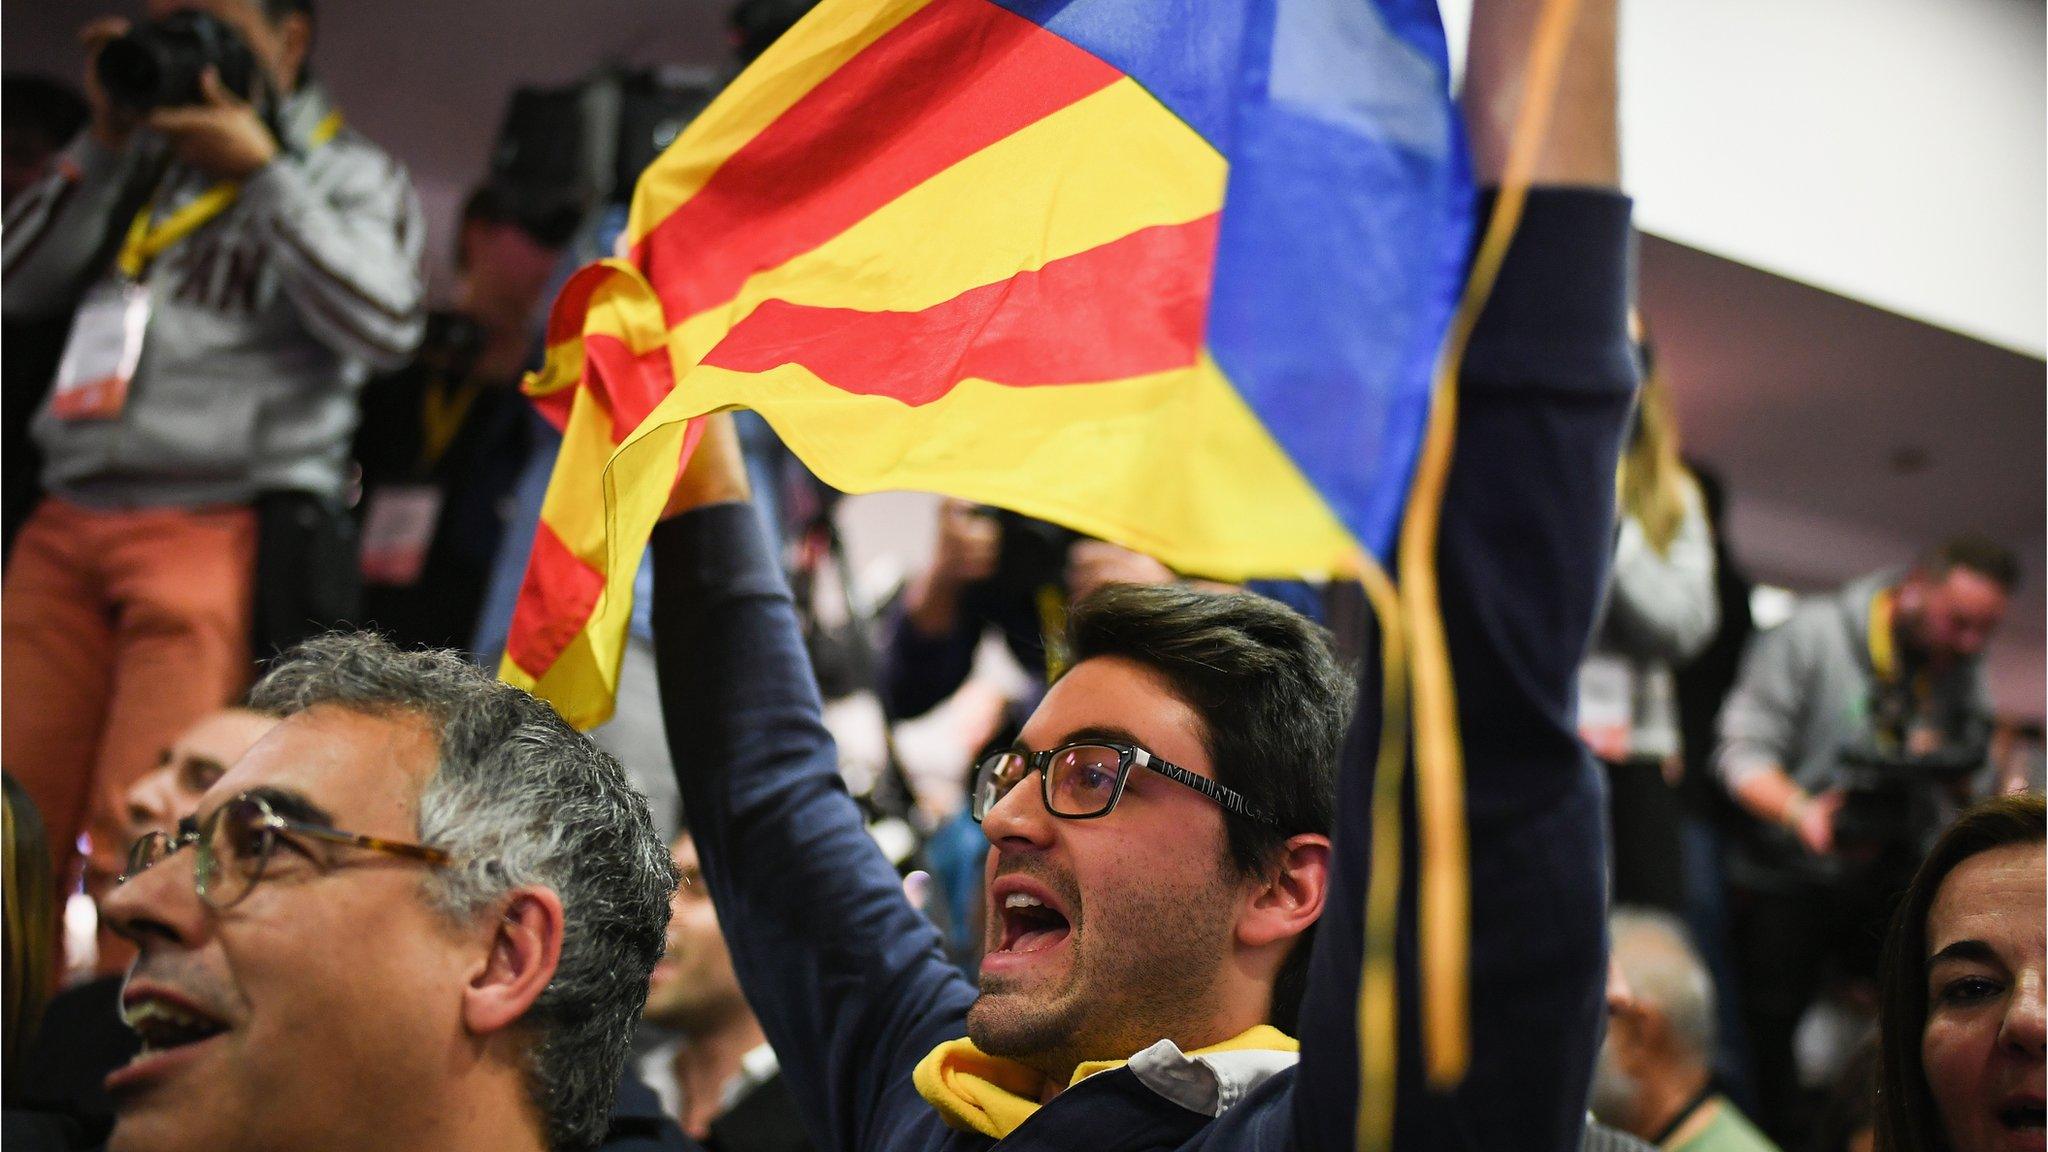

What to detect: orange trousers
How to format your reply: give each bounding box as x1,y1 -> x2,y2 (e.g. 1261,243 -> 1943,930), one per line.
3,497 -> 256,891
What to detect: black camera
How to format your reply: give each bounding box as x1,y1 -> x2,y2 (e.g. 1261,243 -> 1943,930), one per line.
1832,739 -> 1986,857
95,11 -> 259,113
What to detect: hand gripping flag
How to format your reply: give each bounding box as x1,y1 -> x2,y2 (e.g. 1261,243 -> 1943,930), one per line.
501,0 -> 1512,1143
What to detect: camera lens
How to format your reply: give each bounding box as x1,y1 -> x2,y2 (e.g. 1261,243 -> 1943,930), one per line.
92,13 -> 258,113
94,35 -> 171,112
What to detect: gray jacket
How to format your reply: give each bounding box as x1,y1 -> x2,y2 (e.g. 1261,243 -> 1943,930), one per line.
1714,570 -> 1992,881
2,83 -> 424,506
1577,480 -> 1719,761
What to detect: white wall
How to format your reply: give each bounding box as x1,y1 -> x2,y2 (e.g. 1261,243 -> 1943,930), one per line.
1440,0 -> 2047,356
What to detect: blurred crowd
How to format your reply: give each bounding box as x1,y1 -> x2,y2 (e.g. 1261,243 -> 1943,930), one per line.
0,2 -> 2039,1152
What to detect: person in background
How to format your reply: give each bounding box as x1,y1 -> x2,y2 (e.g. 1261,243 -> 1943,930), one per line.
1716,536 -> 2018,1142
1,75 -> 92,560
1594,908 -> 1781,1152
353,182 -> 565,650
1673,464 -> 1758,1105
2,0 -> 425,924
2,773 -> 86,1150
1872,792 -> 2043,1152
1,75 -> 90,208
1577,357 -> 1717,913
120,706 -> 281,843
639,834 -> 812,1152
4,773 -> 58,1087
884,501 -> 1326,724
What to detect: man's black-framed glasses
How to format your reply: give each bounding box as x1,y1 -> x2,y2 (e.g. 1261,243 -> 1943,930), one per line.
970,741 -> 1275,825
118,791 -> 452,909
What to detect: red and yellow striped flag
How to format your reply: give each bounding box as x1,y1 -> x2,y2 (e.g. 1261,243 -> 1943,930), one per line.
500,0 -> 1475,727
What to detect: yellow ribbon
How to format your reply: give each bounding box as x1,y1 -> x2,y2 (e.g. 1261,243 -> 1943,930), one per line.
1352,553 -> 1411,1152
115,110 -> 344,281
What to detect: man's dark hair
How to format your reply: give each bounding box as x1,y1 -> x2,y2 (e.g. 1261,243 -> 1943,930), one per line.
1923,532 -> 2021,592
260,0 -> 315,25
250,633 -> 677,1152
458,180 -> 580,262
1063,582 -> 1352,1031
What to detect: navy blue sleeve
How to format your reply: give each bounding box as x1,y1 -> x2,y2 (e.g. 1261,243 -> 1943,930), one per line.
1291,189 -> 1636,1152
883,603 -> 986,720
650,505 -> 980,1152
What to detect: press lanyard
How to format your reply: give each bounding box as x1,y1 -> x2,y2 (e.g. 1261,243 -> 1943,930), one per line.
115,109 -> 343,280
418,377 -> 482,471
1868,588 -> 1898,683
1869,586 -> 1932,715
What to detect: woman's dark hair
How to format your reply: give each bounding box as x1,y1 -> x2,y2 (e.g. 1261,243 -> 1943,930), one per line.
3,771 -> 56,1092
1874,791 -> 2045,1152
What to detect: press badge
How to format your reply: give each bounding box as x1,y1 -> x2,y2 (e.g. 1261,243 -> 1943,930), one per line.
358,484 -> 444,587
50,281 -> 151,421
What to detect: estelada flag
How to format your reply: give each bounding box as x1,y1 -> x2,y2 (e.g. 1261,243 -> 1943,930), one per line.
501,0 -> 1473,728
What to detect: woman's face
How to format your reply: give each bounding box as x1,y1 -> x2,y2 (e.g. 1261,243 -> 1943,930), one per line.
1923,841 -> 2046,1152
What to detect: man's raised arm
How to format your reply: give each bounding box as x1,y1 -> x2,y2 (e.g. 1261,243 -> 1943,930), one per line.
648,415 -> 979,1151
1291,0 -> 1634,1148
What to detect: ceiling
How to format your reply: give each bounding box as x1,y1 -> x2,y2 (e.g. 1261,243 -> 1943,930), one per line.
1643,235 -> 2045,716
9,1 -> 2042,715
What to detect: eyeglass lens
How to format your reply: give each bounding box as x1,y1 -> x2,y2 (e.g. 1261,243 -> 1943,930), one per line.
973,744 -> 1126,820
199,797 -> 275,907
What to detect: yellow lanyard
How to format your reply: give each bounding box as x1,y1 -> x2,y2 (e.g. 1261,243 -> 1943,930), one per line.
418,378 -> 481,470
1868,589 -> 1897,683
116,110 -> 343,280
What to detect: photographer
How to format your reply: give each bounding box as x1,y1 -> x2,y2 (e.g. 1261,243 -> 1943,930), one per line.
353,183 -> 564,651
1711,534 -> 2017,1143
1,0 -> 423,916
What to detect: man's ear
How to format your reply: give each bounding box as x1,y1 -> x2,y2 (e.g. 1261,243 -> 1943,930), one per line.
462,886 -> 565,1036
1237,833 -> 1330,950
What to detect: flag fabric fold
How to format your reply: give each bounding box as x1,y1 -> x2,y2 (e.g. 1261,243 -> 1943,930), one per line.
503,0 -> 1470,729
502,1 -> 1478,1140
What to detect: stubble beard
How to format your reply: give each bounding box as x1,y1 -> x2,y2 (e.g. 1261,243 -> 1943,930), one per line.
967,862 -> 1242,1082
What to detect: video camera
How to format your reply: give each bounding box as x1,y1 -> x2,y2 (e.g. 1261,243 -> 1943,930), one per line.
1831,737 -> 1987,857
484,66 -> 723,246
96,11 -> 260,113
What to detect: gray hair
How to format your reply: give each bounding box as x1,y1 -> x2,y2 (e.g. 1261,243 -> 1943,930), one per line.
1610,907 -> 1716,1065
249,633 -> 677,1152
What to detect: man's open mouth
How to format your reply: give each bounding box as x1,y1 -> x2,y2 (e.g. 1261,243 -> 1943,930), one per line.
996,891 -> 1072,953
122,994 -> 228,1058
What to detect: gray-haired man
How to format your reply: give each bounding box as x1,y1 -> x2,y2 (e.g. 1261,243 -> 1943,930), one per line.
1593,910 -> 1780,1152
99,634 -> 678,1152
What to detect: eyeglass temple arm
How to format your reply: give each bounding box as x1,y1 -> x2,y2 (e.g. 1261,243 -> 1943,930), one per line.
1132,750 -> 1278,826
282,819 -> 452,864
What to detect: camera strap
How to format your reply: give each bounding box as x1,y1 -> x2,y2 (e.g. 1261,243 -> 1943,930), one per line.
115,110 -> 345,281
117,182 -> 239,279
